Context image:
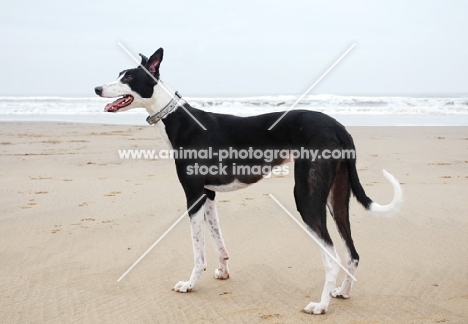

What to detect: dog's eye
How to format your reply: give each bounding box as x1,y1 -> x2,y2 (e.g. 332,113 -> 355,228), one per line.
123,75 -> 132,82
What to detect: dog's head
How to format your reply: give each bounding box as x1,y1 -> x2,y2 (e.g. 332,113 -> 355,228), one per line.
94,48 -> 163,112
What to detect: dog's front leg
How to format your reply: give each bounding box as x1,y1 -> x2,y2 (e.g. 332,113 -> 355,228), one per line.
174,206 -> 206,292
205,198 -> 230,280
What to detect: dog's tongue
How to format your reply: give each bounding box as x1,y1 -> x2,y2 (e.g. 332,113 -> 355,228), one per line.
104,97 -> 127,112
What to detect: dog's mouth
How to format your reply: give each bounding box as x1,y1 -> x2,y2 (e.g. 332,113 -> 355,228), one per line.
104,95 -> 134,112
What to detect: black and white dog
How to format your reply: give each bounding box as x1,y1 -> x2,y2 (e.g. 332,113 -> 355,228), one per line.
95,48 -> 403,315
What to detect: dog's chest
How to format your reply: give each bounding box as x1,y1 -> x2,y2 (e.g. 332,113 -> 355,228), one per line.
204,180 -> 252,192
154,122 -> 173,149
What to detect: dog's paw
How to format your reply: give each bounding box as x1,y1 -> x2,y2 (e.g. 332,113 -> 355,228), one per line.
303,302 -> 327,315
331,287 -> 350,299
214,268 -> 230,280
174,281 -> 193,293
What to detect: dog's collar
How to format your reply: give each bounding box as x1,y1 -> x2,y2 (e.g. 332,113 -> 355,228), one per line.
146,91 -> 182,125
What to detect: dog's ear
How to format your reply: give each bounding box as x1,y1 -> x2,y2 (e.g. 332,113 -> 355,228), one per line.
138,53 -> 148,67
147,48 -> 164,76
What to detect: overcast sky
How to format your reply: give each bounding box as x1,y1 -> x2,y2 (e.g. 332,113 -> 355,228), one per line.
1,0 -> 467,97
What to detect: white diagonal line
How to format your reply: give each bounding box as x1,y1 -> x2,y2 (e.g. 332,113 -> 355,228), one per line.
117,194 -> 206,282
268,194 -> 357,282
177,105 -> 208,130
118,42 -> 207,130
268,43 -> 356,130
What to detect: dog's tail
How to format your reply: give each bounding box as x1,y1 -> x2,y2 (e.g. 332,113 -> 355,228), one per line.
348,163 -> 403,215
337,127 -> 403,216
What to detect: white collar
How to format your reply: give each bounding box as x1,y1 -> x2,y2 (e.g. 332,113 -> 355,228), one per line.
146,91 -> 182,125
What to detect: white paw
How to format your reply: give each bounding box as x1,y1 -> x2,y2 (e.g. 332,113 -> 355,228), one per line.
331,287 -> 350,299
214,268 -> 230,280
174,281 -> 193,293
303,302 -> 327,315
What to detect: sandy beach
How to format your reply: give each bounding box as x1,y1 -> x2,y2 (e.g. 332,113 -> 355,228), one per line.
0,122 -> 467,323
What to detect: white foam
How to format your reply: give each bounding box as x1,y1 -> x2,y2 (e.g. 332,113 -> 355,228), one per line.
0,95 -> 467,125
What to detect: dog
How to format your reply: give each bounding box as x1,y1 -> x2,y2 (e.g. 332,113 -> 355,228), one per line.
95,48 -> 403,315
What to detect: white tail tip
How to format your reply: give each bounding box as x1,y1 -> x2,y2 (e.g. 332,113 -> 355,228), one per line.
369,169 -> 403,216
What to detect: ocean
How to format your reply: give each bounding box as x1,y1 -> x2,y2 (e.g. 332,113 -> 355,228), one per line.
1,95 -> 467,126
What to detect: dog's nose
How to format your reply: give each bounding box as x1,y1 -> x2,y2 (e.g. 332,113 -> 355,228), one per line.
94,86 -> 103,96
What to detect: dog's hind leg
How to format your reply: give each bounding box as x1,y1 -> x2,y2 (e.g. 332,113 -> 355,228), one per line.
174,205 -> 207,293
328,161 -> 359,299
294,160 -> 340,315
303,232 -> 340,315
204,193 -> 230,280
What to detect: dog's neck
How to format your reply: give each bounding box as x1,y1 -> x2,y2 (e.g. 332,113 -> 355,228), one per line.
144,80 -> 179,118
